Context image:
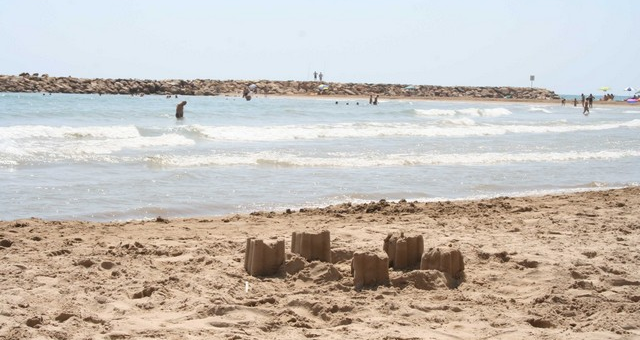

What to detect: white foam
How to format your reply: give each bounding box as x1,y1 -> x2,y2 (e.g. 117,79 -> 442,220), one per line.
438,118 -> 477,126
0,125 -> 141,140
414,108 -> 458,116
415,107 -> 512,117
1,133 -> 195,165
138,149 -> 640,168
189,119 -> 640,141
529,107 -> 552,113
62,134 -> 195,155
458,108 -> 512,117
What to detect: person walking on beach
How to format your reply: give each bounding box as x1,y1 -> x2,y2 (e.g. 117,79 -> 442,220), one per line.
369,95 -> 373,104
176,101 -> 187,119
588,94 -> 594,108
581,93 -> 585,106
573,98 -> 578,107
373,95 -> 379,105
561,98 -> 566,106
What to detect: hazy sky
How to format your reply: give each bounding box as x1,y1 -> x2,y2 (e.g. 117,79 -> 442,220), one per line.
1,0 -> 637,95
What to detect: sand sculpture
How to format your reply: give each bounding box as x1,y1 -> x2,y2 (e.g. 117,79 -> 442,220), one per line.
383,232 -> 424,270
245,232 -> 464,290
291,230 -> 331,262
244,238 -> 285,276
420,246 -> 465,278
350,251 -> 390,290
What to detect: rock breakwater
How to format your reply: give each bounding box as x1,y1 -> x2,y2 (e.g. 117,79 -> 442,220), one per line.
0,73 -> 559,100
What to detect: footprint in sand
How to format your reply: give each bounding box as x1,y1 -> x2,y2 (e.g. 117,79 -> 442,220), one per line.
132,287 -> 157,299
55,312 -> 75,323
100,261 -> 115,269
47,249 -> 71,257
74,259 -> 95,268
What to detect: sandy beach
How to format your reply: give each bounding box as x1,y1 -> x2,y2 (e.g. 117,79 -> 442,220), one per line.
1,187 -> 639,339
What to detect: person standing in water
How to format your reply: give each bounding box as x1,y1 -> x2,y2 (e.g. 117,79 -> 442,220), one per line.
582,100 -> 590,116
176,101 -> 187,119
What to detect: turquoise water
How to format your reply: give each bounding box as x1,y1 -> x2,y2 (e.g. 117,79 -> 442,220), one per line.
1,93 -> 639,221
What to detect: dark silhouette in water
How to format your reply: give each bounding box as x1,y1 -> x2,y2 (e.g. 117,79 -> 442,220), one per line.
176,101 -> 187,119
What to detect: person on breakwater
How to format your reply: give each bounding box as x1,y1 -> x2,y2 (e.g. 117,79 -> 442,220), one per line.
176,101 -> 187,119
373,95 -> 379,105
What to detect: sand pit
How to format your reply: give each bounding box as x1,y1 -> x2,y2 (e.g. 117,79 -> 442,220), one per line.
1,187 -> 639,339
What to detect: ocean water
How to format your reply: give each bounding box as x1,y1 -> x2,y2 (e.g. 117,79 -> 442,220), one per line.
1,93 -> 639,222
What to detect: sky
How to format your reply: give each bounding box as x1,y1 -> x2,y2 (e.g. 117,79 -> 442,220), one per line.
0,0 -> 638,95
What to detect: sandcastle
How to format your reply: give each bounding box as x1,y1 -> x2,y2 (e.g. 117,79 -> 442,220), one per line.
245,231 -> 464,289
351,251 -> 390,290
244,238 -> 285,277
420,247 -> 465,278
291,230 -> 331,262
383,232 -> 424,270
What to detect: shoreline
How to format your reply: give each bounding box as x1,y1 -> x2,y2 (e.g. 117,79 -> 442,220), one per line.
4,89 -> 635,108
1,186 -> 639,339
4,185 -> 635,224
263,92 -> 635,106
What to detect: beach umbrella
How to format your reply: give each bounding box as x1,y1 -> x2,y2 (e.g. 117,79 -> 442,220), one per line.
626,98 -> 638,103
624,87 -> 635,92
599,86 -> 610,92
404,85 -> 417,90
318,84 -> 329,91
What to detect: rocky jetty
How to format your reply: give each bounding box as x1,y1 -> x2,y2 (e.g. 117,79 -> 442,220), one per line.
0,73 -> 560,100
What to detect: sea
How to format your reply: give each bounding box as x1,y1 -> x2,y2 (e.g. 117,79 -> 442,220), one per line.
1,92 -> 639,222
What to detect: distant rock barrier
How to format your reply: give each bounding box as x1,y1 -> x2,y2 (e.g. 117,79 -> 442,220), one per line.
0,73 -> 560,100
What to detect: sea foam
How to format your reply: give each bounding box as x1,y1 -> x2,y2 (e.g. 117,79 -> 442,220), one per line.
414,107 -> 512,117
186,119 -> 640,141
0,125 -> 141,140
136,149 -> 640,168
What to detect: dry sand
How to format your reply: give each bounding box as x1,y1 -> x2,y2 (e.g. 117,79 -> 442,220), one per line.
1,187 -> 639,340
